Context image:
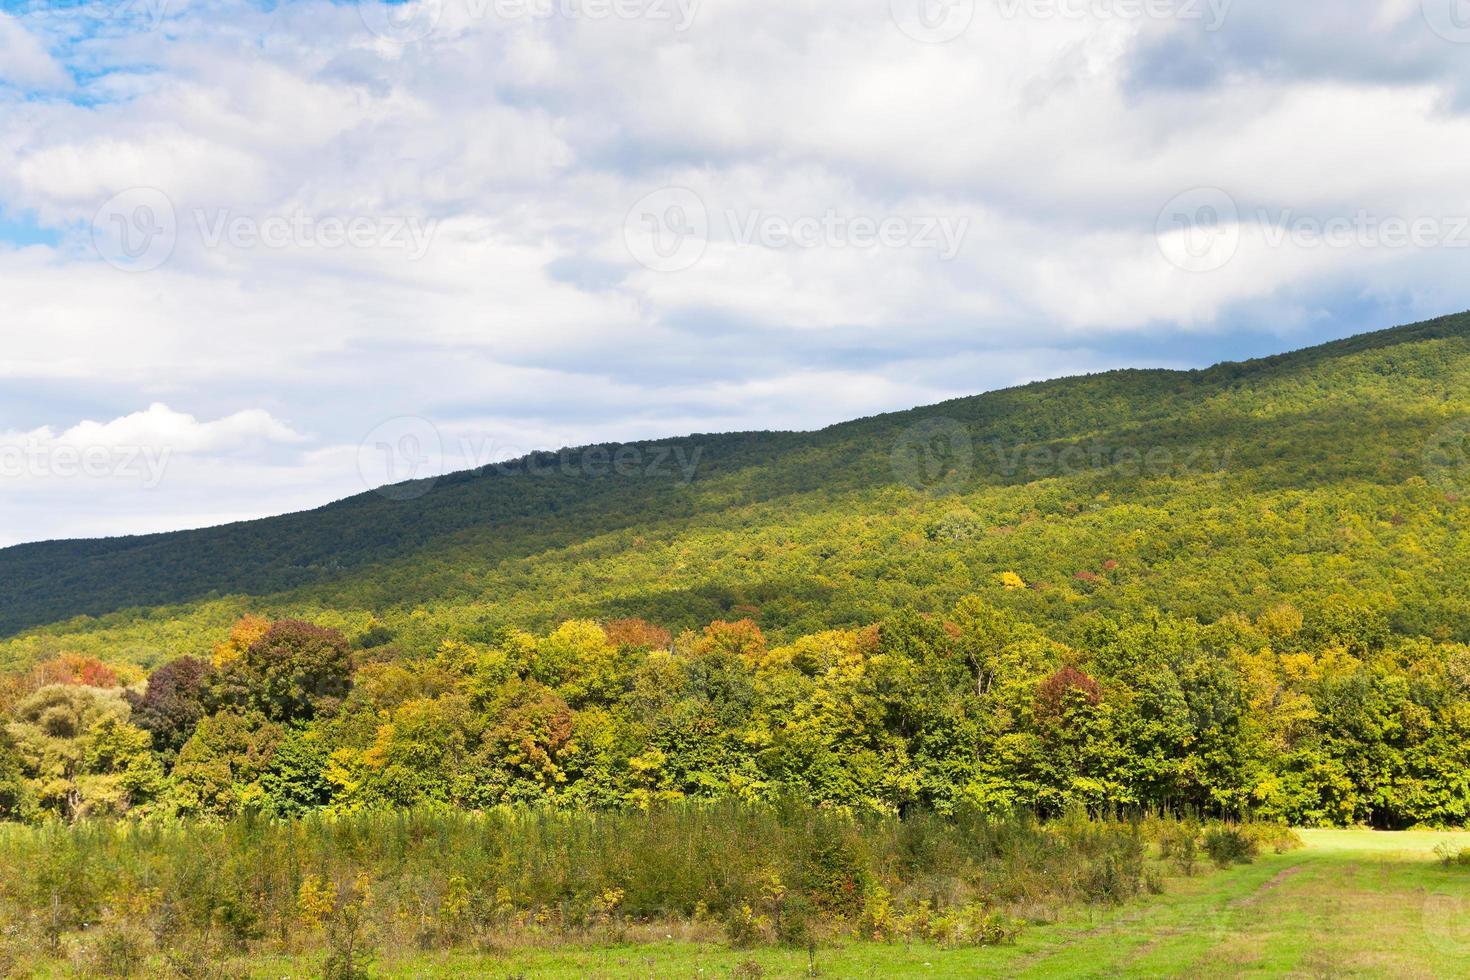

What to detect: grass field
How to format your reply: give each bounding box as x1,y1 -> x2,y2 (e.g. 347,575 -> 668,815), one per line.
206,830 -> 1470,979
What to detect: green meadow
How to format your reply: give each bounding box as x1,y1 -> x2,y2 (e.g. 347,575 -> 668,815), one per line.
317,831 -> 1470,978
17,826 -> 1466,978
281,829 -> 1470,979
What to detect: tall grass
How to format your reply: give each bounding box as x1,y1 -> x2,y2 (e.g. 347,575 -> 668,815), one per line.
0,804 -> 1290,974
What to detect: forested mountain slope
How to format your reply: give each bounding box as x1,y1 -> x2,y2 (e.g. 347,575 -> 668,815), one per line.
4,312 -> 1470,669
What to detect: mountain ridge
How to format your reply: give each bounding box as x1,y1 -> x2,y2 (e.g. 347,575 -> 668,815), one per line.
3,311 -> 1470,661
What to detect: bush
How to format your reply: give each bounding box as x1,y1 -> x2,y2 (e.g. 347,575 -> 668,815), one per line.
1433,842 -> 1470,868
1155,821 -> 1200,875
87,924 -> 149,977
322,880 -> 376,980
1202,827 -> 1258,868
1240,823 -> 1303,855
1080,849 -> 1144,903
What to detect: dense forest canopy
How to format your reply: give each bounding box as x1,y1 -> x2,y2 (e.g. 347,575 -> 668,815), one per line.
0,602 -> 1465,829
3,312 -> 1470,667
1,314 -> 1470,828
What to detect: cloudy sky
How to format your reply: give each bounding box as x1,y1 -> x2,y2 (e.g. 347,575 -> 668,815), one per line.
2,0 -> 1469,546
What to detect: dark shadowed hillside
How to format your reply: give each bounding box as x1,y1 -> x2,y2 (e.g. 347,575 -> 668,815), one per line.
4,312 -> 1470,666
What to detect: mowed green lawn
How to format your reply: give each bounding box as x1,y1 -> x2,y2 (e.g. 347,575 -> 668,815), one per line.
237,830 -> 1470,979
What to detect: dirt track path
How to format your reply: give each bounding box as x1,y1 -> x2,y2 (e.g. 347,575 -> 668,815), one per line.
1003,830 -> 1470,979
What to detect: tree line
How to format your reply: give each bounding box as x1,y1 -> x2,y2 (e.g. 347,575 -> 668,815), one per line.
2,593 -> 1466,828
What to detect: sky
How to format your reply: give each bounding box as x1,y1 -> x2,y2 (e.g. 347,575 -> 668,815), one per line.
2,0 -> 1470,546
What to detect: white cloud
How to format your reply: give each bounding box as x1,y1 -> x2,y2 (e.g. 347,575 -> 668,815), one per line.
0,0 -> 1468,543
0,404 -> 311,546
0,13 -> 69,91
29,403 -> 305,453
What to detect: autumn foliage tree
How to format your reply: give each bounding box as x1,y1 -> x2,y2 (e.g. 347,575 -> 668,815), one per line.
211,614 -> 272,668
603,618 -> 672,651
1,587 -> 1468,826
0,654 -> 133,714
216,620 -> 352,724
127,655 -> 213,758
1035,666 -> 1103,722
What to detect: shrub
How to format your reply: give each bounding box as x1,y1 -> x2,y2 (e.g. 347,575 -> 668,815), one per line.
1080,849 -> 1144,903
800,837 -> 870,917
1155,820 -> 1201,875
1240,823 -> 1303,855
322,879 -> 376,980
1433,842 -> 1470,868
929,904 -> 1022,947
87,924 -> 149,977
724,902 -> 766,949
1202,827 -> 1258,868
